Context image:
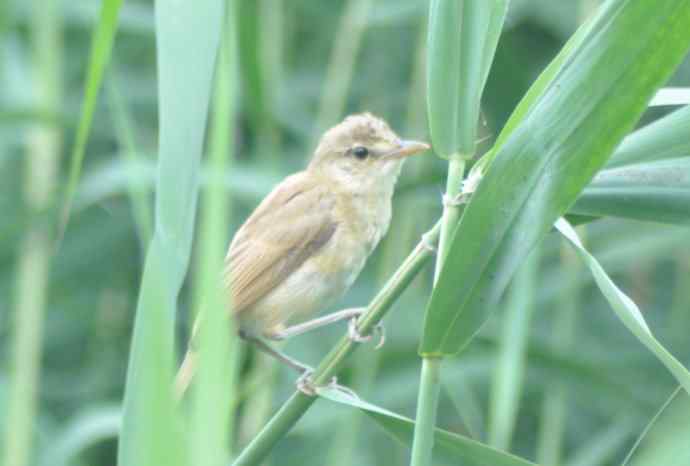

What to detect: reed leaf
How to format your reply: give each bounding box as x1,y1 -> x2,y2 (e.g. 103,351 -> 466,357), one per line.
420,0 -> 690,356
117,1 -> 224,465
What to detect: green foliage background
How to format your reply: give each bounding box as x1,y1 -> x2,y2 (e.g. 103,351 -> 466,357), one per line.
1,1 -> 689,465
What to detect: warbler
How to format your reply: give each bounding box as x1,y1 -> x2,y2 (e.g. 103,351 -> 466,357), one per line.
175,113 -> 429,397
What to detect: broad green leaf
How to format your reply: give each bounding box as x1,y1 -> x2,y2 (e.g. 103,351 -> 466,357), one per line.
572,157 -> 690,224
189,3 -> 239,465
117,1 -> 224,465
427,0 -> 508,158
60,0 -> 123,233
608,104 -> 690,168
470,10 -> 596,177
420,0 -> 690,356
555,218 -> 690,395
318,388 -> 538,466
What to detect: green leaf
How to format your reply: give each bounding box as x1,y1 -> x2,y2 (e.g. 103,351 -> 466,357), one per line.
189,2 -> 239,465
488,250 -> 539,450
470,11 -> 596,177
60,0 -> 123,233
555,218 -> 690,395
40,406 -> 120,466
608,104 -> 690,168
318,388 -> 538,466
426,0 -> 508,158
420,0 -> 690,356
117,1 -> 225,465
572,157 -> 690,225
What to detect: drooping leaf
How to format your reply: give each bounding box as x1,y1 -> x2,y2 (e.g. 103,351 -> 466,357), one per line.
319,388 -> 538,466
555,218 -> 690,395
572,157 -> 690,225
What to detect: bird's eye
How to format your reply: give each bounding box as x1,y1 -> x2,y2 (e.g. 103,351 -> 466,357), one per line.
352,146 -> 369,160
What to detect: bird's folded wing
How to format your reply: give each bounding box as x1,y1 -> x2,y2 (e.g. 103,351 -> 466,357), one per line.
223,173 -> 338,314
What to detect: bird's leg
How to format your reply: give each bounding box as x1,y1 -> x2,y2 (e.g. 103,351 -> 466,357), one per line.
240,332 -> 356,397
268,307 -> 385,349
239,331 -> 312,374
268,308 -> 366,340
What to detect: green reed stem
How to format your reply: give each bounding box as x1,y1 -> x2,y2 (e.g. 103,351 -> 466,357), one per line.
410,156 -> 465,466
232,220 -> 442,466
3,2 -> 61,466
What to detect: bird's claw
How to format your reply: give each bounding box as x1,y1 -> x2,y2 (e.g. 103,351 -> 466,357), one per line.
347,317 -> 386,350
295,370 -> 359,399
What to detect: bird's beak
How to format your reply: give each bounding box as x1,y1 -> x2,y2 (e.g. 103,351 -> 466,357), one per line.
386,139 -> 431,160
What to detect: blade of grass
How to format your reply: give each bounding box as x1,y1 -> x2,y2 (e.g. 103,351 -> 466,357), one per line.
59,0 -> 122,236
536,234 -> 581,466
621,387 -> 682,466
40,405 -> 121,466
607,104 -> 690,167
571,157 -> 690,225
488,249 -> 538,450
420,0 -> 690,356
319,388 -> 539,466
117,1 -> 224,465
3,2 -> 61,465
555,218 -> 690,395
189,2 -> 238,465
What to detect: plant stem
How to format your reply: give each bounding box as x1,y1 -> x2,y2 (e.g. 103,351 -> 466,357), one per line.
410,155 -> 465,466
232,220 -> 442,466
3,3 -> 61,466
410,357 -> 443,466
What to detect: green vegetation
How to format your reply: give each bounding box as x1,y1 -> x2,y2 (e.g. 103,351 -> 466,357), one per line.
1,1 -> 689,466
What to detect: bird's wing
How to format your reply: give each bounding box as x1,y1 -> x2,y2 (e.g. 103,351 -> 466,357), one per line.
223,172 -> 338,314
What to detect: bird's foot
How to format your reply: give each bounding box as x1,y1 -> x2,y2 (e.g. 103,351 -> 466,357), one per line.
295,370 -> 359,399
347,314 -> 385,350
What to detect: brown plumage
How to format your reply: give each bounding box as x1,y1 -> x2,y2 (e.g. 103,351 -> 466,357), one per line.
174,113 -> 429,398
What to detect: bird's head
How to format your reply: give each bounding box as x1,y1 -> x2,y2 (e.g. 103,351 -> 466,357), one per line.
308,113 -> 429,192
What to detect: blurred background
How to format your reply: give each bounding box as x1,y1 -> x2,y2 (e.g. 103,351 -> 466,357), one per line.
1,0 -> 689,465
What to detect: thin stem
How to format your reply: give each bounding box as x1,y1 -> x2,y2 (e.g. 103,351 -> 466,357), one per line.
410,357 -> 443,466
410,156 -> 465,466
232,220 -> 442,466
3,3 -> 61,466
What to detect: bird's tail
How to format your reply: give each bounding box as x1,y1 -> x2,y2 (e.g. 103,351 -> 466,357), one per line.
174,348 -> 198,401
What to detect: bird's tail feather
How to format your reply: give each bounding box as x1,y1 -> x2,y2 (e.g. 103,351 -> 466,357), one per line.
174,349 -> 197,401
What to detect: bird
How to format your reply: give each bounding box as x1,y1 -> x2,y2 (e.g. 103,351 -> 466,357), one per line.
174,113 -> 429,398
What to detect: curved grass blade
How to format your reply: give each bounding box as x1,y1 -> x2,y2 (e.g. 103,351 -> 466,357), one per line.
189,2 -> 239,465
117,1 -> 225,465
555,218 -> 690,395
59,0 -> 123,235
420,0 -> 690,356
572,157 -> 690,224
488,250 -> 538,450
608,104 -> 690,168
319,388 -> 538,466
40,406 -> 121,466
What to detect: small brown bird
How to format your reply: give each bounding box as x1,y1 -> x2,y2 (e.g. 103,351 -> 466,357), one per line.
175,113 -> 429,397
